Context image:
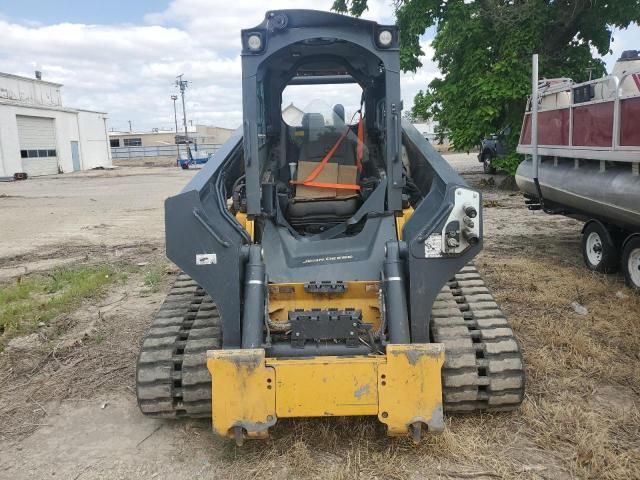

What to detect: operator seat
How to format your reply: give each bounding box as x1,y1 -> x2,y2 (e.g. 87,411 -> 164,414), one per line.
299,112 -> 327,162
329,104 -> 356,166
332,103 -> 345,124
287,107 -> 361,232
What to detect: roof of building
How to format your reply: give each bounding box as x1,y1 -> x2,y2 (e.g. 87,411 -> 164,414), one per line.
109,129 -> 193,136
0,71 -> 63,87
108,124 -> 233,136
0,71 -> 107,114
201,125 -> 235,131
0,98 -> 106,115
283,102 -> 304,114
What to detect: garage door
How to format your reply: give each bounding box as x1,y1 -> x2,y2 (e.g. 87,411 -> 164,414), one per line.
17,115 -> 59,176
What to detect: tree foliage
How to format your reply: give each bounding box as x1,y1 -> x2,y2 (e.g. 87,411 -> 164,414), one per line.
334,0 -> 640,171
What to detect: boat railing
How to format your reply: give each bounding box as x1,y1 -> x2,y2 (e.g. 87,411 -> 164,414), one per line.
618,66 -> 640,99
536,75 -> 619,108
519,68 -> 639,155
538,78 -> 572,95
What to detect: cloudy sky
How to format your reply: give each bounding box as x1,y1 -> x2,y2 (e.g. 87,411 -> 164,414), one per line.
0,0 -> 636,132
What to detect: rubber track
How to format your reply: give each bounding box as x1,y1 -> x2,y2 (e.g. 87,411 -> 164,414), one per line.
136,274 -> 221,418
137,265 -> 524,419
431,264 -> 525,412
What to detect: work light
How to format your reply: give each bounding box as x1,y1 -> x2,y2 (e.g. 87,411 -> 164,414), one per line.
247,33 -> 263,51
378,30 -> 393,47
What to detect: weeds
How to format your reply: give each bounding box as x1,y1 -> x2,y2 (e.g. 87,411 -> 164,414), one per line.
142,261 -> 169,293
483,199 -> 503,208
0,264 -> 126,349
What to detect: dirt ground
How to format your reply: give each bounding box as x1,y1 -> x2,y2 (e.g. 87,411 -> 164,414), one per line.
0,167 -> 196,265
0,157 -> 638,480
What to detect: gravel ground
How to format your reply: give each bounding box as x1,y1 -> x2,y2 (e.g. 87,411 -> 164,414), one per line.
0,167 -> 196,259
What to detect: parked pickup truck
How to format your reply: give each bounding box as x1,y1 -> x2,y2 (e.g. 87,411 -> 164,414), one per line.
478,127 -> 511,173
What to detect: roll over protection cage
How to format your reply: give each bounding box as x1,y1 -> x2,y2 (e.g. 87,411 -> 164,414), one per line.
240,9 -> 404,215
164,10 -> 483,349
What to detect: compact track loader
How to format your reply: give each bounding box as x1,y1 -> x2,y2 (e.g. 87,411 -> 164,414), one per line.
136,9 -> 525,444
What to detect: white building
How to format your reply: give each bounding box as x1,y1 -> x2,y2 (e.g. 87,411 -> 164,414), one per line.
108,124 -> 234,148
0,72 -> 111,178
413,120 -> 439,142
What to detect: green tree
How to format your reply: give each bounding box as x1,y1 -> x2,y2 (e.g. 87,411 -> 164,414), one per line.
334,0 -> 640,173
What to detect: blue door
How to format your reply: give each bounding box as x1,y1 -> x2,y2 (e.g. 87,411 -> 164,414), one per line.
71,141 -> 81,171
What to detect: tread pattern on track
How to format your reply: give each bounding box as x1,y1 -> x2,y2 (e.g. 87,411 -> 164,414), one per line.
431,264 -> 525,412
136,274 -> 220,418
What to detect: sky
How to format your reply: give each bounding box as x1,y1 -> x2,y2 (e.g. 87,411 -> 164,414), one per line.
0,0 -> 637,132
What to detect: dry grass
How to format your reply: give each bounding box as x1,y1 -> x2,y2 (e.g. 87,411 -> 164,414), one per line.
478,256 -> 640,480
201,255 -> 640,480
203,413 -> 550,480
0,259 -> 170,441
483,199 -> 504,208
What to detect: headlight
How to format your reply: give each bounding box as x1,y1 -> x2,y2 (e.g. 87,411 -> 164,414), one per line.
378,30 -> 393,47
247,33 -> 263,51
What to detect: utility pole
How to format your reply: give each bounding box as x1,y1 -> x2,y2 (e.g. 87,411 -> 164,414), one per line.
170,95 -> 179,133
128,120 -> 132,133
175,74 -> 192,160
171,94 -> 180,160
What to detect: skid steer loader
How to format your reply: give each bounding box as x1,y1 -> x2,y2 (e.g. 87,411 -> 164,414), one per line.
136,9 -> 525,444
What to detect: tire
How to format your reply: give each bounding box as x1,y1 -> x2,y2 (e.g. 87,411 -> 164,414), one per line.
621,236 -> 640,291
581,221 -> 619,273
482,151 -> 496,174
181,163 -> 189,170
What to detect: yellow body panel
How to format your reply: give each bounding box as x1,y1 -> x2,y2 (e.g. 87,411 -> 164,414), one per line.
234,212 -> 254,241
268,281 -> 381,328
378,344 -> 445,436
207,344 -> 445,441
270,356 -> 382,417
207,349 -> 276,439
395,206 -> 414,240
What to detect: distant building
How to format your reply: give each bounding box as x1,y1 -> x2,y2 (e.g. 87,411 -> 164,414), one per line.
108,124 -> 234,148
413,120 -> 440,142
0,72 -> 111,177
413,119 -> 452,151
108,124 -> 235,165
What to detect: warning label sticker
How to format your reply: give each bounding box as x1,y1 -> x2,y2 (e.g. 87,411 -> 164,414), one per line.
196,253 -> 217,265
424,234 -> 443,258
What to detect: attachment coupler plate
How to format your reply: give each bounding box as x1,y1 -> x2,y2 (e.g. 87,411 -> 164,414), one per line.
206,344 -> 445,443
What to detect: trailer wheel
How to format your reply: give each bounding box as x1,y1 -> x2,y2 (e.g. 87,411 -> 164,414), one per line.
581,221 -> 619,273
621,236 -> 640,291
482,151 -> 496,174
